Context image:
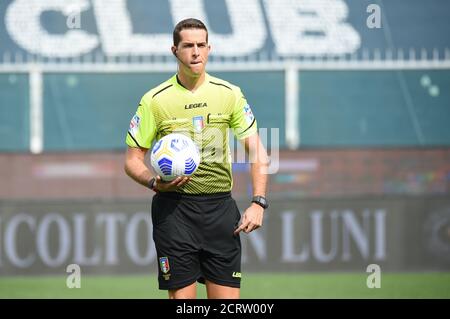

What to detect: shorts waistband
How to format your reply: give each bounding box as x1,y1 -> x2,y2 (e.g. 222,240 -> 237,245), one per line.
157,191 -> 231,201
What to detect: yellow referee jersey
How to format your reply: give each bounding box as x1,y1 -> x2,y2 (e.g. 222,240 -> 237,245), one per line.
126,73 -> 257,194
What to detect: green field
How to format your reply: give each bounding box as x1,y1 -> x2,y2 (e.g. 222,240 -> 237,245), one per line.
1,273 -> 449,299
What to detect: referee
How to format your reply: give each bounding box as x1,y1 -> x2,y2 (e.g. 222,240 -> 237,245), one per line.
124,18 -> 269,299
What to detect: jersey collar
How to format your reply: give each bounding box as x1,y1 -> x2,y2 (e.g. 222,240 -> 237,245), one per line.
174,73 -> 209,95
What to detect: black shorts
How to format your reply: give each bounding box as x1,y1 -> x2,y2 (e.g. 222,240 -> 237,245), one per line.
151,191 -> 242,290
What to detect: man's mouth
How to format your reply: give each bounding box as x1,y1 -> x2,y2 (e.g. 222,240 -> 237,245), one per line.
190,61 -> 201,65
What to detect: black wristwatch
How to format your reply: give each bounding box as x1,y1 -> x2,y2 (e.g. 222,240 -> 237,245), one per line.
252,196 -> 269,209
148,177 -> 157,192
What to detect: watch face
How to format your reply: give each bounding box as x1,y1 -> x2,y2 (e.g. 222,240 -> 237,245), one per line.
253,196 -> 268,208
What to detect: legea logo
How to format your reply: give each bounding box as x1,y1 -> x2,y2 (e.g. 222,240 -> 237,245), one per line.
4,0 -> 361,58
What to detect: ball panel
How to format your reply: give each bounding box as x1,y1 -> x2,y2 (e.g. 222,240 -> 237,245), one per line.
150,133 -> 201,181
184,157 -> 197,175
152,139 -> 163,154
157,157 -> 173,176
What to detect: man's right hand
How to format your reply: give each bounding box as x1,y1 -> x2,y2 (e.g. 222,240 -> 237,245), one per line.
154,175 -> 190,192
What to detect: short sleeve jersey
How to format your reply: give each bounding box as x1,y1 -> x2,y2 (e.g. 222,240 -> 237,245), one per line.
126,73 -> 257,194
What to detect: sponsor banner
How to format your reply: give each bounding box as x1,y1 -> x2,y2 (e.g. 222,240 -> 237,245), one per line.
0,197 -> 449,275
0,0 -> 448,60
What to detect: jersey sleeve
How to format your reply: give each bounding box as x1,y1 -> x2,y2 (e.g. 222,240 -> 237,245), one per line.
125,96 -> 157,149
230,88 -> 258,140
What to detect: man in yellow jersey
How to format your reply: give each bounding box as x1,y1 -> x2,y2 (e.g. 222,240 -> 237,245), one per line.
124,18 -> 269,299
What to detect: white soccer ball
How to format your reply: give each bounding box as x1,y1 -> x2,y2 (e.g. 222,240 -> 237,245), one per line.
150,133 -> 200,181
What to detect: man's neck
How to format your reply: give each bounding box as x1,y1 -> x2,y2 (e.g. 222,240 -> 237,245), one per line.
177,71 -> 206,92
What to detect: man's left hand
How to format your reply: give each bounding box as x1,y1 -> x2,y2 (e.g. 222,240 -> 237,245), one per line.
234,203 -> 264,235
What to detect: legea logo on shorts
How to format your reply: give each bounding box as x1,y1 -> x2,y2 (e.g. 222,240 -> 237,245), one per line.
232,272 -> 241,278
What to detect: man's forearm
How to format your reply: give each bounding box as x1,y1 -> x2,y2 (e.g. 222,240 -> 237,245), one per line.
250,160 -> 268,197
125,158 -> 153,188
244,134 -> 269,197
249,136 -> 269,197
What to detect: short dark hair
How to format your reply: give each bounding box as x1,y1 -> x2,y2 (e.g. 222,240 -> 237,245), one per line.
173,18 -> 208,47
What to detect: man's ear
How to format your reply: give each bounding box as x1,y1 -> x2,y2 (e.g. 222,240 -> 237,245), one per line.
171,46 -> 177,56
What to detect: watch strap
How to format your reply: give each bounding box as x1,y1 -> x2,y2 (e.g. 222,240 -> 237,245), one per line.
251,195 -> 268,209
148,177 -> 157,192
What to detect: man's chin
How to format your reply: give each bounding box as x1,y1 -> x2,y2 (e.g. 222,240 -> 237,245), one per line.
189,65 -> 204,76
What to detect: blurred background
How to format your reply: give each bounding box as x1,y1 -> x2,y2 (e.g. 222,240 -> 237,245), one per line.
0,0 -> 449,298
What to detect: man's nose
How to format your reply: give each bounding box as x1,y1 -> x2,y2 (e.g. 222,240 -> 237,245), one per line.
193,45 -> 200,55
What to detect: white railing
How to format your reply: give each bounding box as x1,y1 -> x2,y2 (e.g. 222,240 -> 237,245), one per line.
1,47 -> 450,153
1,47 -> 450,72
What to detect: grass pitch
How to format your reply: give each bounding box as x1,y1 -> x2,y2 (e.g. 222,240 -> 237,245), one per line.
0,272 -> 449,299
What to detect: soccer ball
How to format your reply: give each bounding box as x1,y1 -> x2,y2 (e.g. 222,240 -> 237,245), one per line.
150,133 -> 200,181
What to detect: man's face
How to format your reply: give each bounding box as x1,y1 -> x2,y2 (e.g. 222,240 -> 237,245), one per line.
173,29 -> 210,76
